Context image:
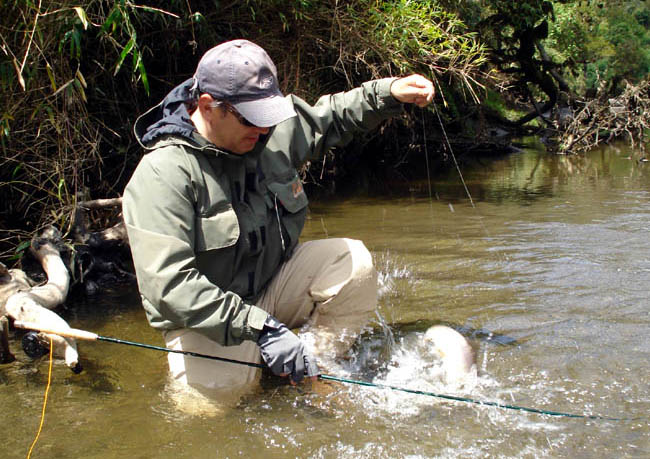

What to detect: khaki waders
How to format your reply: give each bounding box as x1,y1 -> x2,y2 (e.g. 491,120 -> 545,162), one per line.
163,238 -> 377,390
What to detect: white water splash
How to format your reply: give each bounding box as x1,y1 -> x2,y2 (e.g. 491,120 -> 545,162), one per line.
375,250 -> 414,298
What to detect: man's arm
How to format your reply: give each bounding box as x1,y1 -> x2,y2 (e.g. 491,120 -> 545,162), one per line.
279,75 -> 435,165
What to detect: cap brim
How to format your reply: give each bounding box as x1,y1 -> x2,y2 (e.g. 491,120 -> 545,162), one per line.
233,95 -> 297,128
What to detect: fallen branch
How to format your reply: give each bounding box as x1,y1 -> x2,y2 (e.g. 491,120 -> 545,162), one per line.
89,220 -> 128,246
559,80 -> 650,154
0,227 -> 80,371
77,197 -> 123,210
72,196 -> 127,245
0,315 -> 14,363
22,227 -> 69,308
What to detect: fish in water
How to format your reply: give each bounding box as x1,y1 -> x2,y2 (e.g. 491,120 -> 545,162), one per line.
424,325 -> 476,384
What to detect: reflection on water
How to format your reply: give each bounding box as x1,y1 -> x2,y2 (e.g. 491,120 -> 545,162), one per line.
2,142 -> 649,458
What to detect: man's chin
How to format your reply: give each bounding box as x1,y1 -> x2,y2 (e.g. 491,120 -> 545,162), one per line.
240,139 -> 258,153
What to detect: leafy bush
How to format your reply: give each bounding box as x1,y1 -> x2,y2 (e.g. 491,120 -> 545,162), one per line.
0,0 -> 485,260
546,1 -> 650,94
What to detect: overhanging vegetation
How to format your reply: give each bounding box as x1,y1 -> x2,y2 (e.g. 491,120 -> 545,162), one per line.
1,0 -> 649,262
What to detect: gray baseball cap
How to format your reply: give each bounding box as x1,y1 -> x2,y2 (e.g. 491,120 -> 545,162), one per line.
192,39 -> 296,127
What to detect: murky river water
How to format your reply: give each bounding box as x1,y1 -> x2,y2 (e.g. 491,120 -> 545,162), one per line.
2,141 -> 649,458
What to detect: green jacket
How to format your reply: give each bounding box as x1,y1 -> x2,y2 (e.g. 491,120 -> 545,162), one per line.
123,77 -> 402,346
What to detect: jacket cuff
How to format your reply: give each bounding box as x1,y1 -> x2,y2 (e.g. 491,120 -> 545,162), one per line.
240,304 -> 270,342
376,77 -> 402,110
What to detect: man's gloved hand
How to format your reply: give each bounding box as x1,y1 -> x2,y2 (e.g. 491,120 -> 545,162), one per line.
257,316 -> 319,384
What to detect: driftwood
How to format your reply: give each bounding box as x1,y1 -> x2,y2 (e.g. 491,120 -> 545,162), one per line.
0,315 -> 14,363
73,197 -> 128,245
559,80 -> 650,154
0,196 -> 132,370
71,197 -> 134,295
0,227 -> 81,372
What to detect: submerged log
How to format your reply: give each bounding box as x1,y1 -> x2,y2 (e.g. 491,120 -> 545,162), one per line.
0,227 -> 81,371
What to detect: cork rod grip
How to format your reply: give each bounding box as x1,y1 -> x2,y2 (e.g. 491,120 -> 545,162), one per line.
13,321 -> 99,341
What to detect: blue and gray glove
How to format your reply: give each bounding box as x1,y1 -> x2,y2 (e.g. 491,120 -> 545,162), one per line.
257,316 -> 319,384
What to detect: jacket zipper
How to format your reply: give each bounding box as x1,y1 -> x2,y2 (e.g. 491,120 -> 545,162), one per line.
273,193 -> 286,253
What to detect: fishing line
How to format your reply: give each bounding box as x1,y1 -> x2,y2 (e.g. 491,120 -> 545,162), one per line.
27,335 -> 53,459
15,321 -> 636,422
422,103 -> 495,242
421,111 -> 433,201
318,374 -> 630,421
429,103 -> 476,209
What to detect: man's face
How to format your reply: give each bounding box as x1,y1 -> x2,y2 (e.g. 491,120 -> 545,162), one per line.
207,106 -> 270,154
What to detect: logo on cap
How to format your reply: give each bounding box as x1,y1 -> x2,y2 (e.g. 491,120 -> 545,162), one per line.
261,75 -> 274,89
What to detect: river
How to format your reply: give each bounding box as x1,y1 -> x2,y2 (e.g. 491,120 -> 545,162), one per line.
2,141 -> 649,458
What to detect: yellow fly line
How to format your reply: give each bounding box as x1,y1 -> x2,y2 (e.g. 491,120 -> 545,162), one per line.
27,336 -> 54,459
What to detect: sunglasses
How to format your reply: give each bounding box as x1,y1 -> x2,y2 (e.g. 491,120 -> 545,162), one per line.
221,102 -> 258,128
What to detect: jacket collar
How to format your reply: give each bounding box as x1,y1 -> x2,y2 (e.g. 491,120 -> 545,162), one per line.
134,78 -> 274,158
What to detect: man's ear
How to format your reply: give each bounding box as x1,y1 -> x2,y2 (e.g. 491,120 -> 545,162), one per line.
197,93 -> 215,113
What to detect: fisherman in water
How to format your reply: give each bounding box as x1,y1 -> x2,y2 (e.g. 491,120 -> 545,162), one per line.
123,39 -> 434,394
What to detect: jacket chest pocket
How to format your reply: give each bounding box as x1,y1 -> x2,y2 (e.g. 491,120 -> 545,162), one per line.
264,174 -> 308,258
265,174 -> 308,213
194,206 -> 240,252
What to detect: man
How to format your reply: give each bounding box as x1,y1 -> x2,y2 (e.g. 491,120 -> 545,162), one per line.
123,39 -> 434,392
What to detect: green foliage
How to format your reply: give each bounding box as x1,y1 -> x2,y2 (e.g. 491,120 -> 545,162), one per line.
450,0 -> 650,129
353,0 -> 487,83
546,1 -> 650,93
485,0 -> 554,30
546,4 -> 589,63
482,89 -> 525,123
8,240 -> 31,262
0,0 -> 487,259
0,0 -> 185,257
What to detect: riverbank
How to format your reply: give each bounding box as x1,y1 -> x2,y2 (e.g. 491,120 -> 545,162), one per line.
3,1 -> 649,265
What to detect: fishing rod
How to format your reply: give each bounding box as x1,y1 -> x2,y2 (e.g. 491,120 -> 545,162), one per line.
13,320 -> 633,422
15,321 -> 265,370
